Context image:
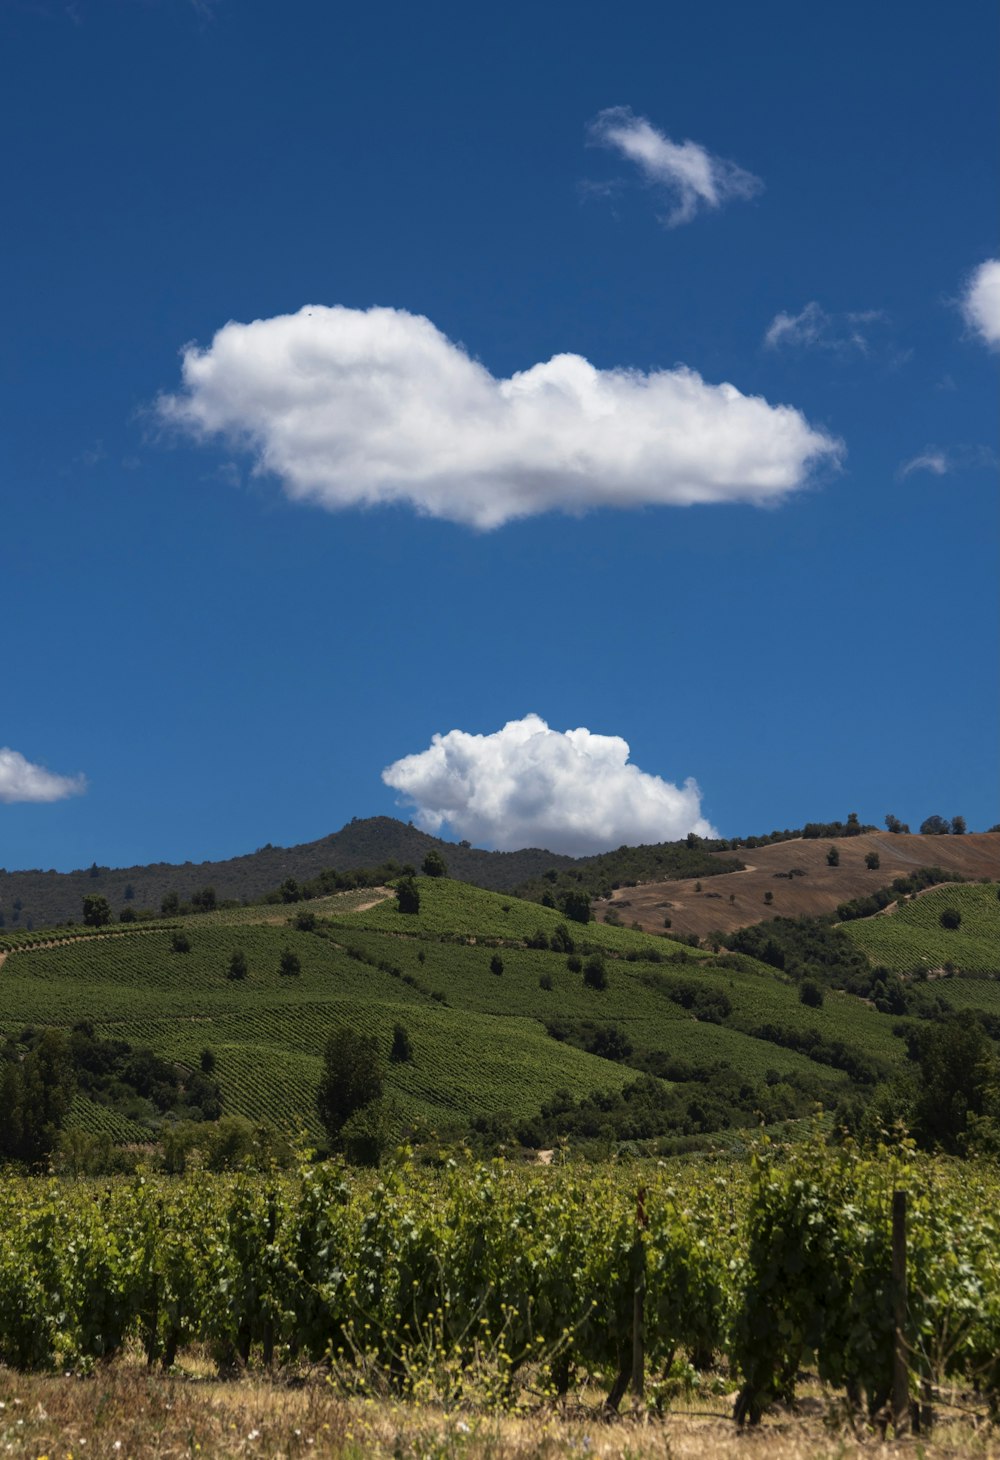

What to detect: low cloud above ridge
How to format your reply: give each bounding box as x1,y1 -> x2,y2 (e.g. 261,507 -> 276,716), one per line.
961,259 -> 1000,349
157,306 -> 840,529
0,747 -> 86,804
588,107 -> 762,227
382,714 -> 717,856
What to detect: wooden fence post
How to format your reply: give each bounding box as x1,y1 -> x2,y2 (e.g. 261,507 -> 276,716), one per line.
632,1186 -> 647,1404
892,1189 -> 909,1437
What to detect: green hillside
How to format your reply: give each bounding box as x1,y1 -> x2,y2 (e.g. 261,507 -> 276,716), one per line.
0,876 -> 922,1152
842,882 -> 1000,975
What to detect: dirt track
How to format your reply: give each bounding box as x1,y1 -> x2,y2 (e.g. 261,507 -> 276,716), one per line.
597,832 -> 1000,940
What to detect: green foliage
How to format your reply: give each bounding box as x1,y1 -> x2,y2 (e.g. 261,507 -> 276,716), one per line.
396,876 -> 421,914
279,946 -> 301,976
826,844 -> 840,867
489,953 -> 504,976
865,851 -> 880,870
939,906 -> 961,929
583,954 -> 608,990
227,947 -> 248,980
170,931 -> 191,953
389,1023 -> 413,1063
421,849 -> 448,878
316,1026 -> 384,1144
799,979 -> 824,1008
82,893 -> 111,928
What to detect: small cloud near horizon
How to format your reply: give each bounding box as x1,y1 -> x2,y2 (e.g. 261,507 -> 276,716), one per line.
0,747 -> 87,804
381,713 -> 716,857
587,107 -> 762,228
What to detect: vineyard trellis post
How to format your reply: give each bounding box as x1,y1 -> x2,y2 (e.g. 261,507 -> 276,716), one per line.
892,1188 -> 909,1437
632,1185 -> 647,1404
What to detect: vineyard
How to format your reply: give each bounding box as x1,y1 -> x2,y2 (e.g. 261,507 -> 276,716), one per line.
0,1138 -> 996,1433
0,878 -> 925,1144
843,882 -> 1000,975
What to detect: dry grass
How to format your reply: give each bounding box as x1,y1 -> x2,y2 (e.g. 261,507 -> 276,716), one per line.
0,1365 -> 997,1460
599,833 -> 1000,941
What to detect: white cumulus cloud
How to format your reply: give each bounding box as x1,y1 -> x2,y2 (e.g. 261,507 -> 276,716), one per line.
588,107 -> 762,227
961,259 -> 1000,349
157,305 -> 840,530
0,747 -> 86,804
382,714 -> 717,856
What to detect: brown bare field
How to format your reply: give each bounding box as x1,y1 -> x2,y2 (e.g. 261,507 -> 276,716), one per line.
596,833 -> 1000,942
0,1367 -> 997,1460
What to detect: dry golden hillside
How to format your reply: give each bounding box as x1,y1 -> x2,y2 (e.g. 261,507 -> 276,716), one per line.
596,832 -> 1000,940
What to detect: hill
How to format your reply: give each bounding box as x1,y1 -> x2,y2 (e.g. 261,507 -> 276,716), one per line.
598,832 -> 1000,940
0,875 -> 917,1155
0,817 -> 578,931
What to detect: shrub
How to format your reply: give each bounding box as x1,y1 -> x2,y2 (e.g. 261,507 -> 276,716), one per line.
799,979 -> 824,1008
396,877 -> 421,915
490,953 -> 504,976
539,972 -> 553,990
279,946 -> 301,976
939,907 -> 961,930
865,851 -> 880,870
566,955 -> 582,973
389,1023 -> 412,1063
826,845 -> 840,867
583,955 -> 608,991
227,948 -> 248,980
171,932 -> 191,954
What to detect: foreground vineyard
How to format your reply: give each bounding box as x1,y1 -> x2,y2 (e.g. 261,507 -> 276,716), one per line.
0,1139 -> 996,1428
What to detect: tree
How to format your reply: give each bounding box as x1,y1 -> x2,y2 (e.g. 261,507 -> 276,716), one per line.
951,816 -> 967,835
845,812 -> 861,836
279,946 -> 301,976
82,893 -> 112,928
119,906 -> 137,923
763,890 -> 774,905
227,947 -> 248,980
939,907 -> 961,930
161,891 -> 180,916
490,953 -> 504,976
910,1018 -> 1000,1154
885,814 -> 909,835
583,955 -> 608,990
171,931 -> 191,953
396,877 -> 420,915
279,878 -> 301,904
316,1027 -> 383,1143
920,815 -> 950,836
826,845 -> 840,867
865,851 -> 880,870
549,923 -> 575,954
799,979 -> 824,1008
421,850 -> 447,878
123,883 -> 135,901
389,1023 -> 413,1063
561,889 -> 592,925
190,885 -> 217,912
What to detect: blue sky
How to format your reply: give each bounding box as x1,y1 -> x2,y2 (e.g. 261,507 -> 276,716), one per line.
2,0 -> 997,870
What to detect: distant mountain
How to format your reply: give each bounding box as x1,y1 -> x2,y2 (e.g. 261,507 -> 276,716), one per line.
0,817 -> 577,930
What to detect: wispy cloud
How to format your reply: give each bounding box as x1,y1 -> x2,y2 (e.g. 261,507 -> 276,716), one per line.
0,747 -> 86,804
383,713 -> 717,856
960,259 -> 1000,349
157,304 -> 841,530
587,107 -> 762,228
897,444 -> 997,480
764,302 -> 890,355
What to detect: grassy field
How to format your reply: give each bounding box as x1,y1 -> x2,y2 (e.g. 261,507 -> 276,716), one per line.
1,1367 -> 998,1460
842,882 -> 1000,974
0,878 -> 921,1142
